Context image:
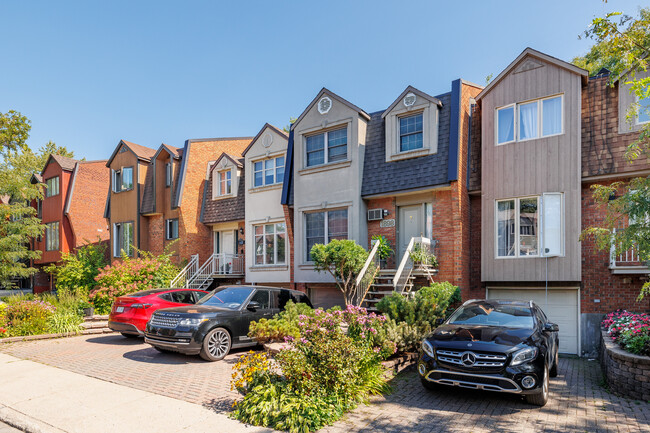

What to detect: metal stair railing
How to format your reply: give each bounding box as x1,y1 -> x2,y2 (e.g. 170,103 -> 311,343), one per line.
188,253 -> 218,290
170,254 -> 199,288
187,253 -> 246,290
353,240 -> 381,307
392,237 -> 432,293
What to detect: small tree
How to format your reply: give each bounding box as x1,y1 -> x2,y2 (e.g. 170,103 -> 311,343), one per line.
310,239 -> 369,306
45,241 -> 108,296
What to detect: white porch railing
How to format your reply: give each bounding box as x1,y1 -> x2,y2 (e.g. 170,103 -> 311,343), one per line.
352,240 -> 381,306
170,254 -> 199,288
393,237 -> 434,293
187,253 -> 245,290
609,229 -> 649,274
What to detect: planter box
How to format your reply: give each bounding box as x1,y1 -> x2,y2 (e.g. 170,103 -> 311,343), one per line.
600,330 -> 650,401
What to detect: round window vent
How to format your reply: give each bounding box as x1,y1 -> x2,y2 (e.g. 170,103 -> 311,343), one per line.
262,132 -> 273,148
403,92 -> 417,107
318,96 -> 332,114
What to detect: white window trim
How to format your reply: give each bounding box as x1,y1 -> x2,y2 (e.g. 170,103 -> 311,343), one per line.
215,169 -> 232,198
253,222 -> 287,266
496,94 -> 564,146
113,221 -> 134,257
303,207 -> 349,263
111,166 -> 134,193
398,111 -> 425,153
635,93 -> 650,126
304,126 -> 348,169
165,218 -> 179,240
494,194 -> 565,259
252,155 -> 285,188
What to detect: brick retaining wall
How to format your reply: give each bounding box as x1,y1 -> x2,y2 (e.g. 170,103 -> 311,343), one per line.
600,330 -> 650,401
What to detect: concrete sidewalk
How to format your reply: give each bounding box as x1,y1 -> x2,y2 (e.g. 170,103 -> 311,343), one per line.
0,353 -> 272,433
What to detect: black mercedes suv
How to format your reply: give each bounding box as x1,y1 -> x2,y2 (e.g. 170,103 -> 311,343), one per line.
418,299 -> 559,406
144,285 -> 312,361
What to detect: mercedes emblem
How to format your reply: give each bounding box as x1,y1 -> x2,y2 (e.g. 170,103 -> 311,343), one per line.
461,351 -> 476,367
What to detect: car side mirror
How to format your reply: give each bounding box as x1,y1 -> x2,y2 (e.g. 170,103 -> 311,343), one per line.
247,301 -> 261,311
543,323 -> 559,332
435,318 -> 444,326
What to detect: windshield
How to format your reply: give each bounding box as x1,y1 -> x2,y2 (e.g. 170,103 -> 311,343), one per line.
196,287 -> 254,310
447,302 -> 534,328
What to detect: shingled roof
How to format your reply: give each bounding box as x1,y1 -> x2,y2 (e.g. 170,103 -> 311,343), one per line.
106,140 -> 157,167
43,154 -> 77,173
201,166 -> 246,224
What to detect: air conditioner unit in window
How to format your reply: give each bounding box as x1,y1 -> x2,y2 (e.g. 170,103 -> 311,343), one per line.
367,209 -> 385,221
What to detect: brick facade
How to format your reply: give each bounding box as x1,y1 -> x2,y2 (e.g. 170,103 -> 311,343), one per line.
366,197 -> 397,268
282,204 -> 296,289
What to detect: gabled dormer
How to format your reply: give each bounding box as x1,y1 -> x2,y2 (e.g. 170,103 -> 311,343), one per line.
211,153 -> 243,200
381,86 -> 442,162
242,123 -> 288,191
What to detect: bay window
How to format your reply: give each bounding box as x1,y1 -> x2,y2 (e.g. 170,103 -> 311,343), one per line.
304,209 -> 348,261
253,156 -> 285,187
496,95 -> 563,145
254,223 -> 286,265
305,127 -> 347,167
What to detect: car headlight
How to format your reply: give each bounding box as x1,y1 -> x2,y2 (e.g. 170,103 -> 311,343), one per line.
510,347 -> 538,366
421,340 -> 435,358
178,318 -> 207,327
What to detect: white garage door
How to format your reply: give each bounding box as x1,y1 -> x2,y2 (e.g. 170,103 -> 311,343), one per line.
487,288 -> 579,355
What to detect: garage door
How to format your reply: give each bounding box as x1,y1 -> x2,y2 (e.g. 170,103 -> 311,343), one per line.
487,288 -> 579,355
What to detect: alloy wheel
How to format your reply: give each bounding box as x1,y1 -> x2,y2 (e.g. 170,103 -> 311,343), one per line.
207,329 -> 230,358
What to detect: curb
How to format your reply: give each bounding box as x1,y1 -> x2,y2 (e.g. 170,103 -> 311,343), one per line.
0,329 -> 116,344
0,405 -> 67,433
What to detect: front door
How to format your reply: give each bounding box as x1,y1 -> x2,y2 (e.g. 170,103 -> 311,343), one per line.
214,230 -> 236,273
398,205 -> 423,260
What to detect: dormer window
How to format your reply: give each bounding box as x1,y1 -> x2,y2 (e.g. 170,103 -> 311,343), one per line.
45,177 -> 59,197
253,156 -> 284,187
165,162 -> 172,187
112,167 -> 133,192
218,170 -> 231,196
399,113 -> 424,152
305,127 -> 347,167
496,94 -> 563,145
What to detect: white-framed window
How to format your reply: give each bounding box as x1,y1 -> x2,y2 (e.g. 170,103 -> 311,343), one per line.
254,222 -> 286,265
45,177 -> 59,197
113,221 -> 134,257
217,170 -> 232,196
636,94 -> 650,125
166,218 -> 179,240
305,127 -> 347,167
45,221 -> 59,251
304,208 -> 348,261
496,94 -> 563,145
253,156 -> 285,187
399,113 -> 424,152
165,162 -> 172,187
495,193 -> 564,258
112,167 -> 134,192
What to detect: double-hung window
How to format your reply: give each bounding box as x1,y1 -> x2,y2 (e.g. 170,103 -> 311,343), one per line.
218,170 -> 231,196
304,209 -> 348,261
254,223 -> 286,265
305,127 -> 347,167
496,193 -> 563,258
45,177 -> 59,197
496,95 -> 563,145
166,219 -> 179,240
45,222 -> 59,251
165,163 -> 172,187
399,113 -> 423,152
113,222 -> 134,257
253,156 -> 285,187
112,167 -> 134,192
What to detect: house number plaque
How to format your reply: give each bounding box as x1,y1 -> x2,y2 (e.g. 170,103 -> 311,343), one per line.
380,219 -> 395,228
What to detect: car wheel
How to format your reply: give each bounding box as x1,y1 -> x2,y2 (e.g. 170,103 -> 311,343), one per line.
525,365 -> 549,407
199,327 -> 231,361
120,332 -> 139,338
420,377 -> 439,391
549,349 -> 559,378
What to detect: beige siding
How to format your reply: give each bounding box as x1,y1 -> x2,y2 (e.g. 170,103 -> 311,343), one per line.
481,59 -> 582,282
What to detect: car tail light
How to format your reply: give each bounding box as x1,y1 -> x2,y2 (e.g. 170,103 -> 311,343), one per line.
131,303 -> 153,309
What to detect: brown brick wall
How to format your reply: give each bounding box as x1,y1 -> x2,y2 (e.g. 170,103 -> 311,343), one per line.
67,161 -> 110,247
468,194 -> 483,299
366,197 -> 397,268
147,214 -> 165,257
282,204 -> 295,289
581,179 -> 650,314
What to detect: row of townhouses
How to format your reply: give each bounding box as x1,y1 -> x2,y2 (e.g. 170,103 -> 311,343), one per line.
28,48 -> 650,357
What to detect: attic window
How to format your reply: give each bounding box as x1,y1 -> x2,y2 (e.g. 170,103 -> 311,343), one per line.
318,97 -> 332,114
217,170 -> 232,196
399,113 -> 423,152
45,177 -> 60,197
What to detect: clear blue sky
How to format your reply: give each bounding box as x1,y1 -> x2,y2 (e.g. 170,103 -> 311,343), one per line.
0,0 -> 645,161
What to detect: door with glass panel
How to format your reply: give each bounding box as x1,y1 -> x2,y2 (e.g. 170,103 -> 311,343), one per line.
213,230 -> 236,273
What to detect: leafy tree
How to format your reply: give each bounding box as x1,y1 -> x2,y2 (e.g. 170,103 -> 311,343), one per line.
310,239 -> 369,306
0,111 -> 30,158
44,241 -> 108,296
576,7 -> 650,300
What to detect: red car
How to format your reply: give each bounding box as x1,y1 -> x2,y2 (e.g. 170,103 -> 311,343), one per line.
108,288 -> 209,337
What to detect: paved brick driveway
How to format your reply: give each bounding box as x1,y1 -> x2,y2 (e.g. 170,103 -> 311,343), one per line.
1,335 -> 650,432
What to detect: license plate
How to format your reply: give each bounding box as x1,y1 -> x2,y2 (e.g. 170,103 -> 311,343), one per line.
116,306 -> 124,313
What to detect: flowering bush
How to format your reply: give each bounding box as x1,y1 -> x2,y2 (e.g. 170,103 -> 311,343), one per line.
89,252 -> 179,314
248,301 -> 316,344
602,310 -> 650,356
3,300 -> 56,336
232,305 -> 396,432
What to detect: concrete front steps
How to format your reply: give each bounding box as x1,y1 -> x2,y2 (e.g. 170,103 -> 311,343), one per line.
80,315 -> 113,334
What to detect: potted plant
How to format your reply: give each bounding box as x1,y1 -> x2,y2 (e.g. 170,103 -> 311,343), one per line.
371,235 -> 393,269
409,244 -> 438,269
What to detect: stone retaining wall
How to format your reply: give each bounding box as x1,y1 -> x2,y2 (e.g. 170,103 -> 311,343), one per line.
600,330 -> 650,401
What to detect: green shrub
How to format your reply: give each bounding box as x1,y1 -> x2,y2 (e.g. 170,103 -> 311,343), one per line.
89,251 -> 179,314
248,301 -> 315,344
49,309 -> 83,334
3,300 -> 56,336
376,281 -> 459,352
45,242 -> 108,296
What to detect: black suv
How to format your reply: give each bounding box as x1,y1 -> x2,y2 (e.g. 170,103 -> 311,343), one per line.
144,285 -> 312,361
418,299 -> 559,406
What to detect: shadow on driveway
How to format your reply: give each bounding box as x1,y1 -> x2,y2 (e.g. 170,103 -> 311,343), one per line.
121,345 -> 259,365
85,335 -> 145,346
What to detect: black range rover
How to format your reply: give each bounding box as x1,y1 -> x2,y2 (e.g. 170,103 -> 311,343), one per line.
145,285 -> 312,361
418,299 -> 559,406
